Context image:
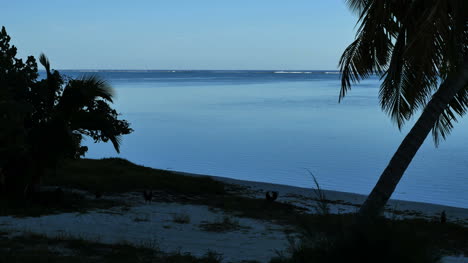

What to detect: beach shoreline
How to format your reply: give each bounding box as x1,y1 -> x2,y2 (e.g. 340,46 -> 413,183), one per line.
172,170 -> 468,225
0,163 -> 467,262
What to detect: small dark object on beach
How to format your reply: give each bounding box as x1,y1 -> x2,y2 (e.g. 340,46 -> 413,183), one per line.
440,210 -> 447,224
53,187 -> 65,204
95,190 -> 103,199
143,190 -> 153,202
265,191 -> 278,202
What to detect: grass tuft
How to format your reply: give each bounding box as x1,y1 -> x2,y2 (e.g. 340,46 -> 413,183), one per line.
305,169 -> 329,215
0,232 -> 223,263
199,216 -> 248,232
172,213 -> 191,224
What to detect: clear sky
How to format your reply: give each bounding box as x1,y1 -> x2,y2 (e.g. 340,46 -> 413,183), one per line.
3,0 -> 358,70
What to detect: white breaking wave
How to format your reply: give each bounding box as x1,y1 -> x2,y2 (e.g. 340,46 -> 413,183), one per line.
77,70 -> 99,72
273,71 -> 313,74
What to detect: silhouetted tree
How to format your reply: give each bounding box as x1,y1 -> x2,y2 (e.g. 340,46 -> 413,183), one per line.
339,0 -> 468,220
0,26 -> 38,195
0,26 -> 133,196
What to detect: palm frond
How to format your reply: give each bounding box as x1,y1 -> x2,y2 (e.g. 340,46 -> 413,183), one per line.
39,53 -> 50,74
57,75 -> 114,115
339,38 -> 367,100
77,75 -> 114,102
345,0 -> 370,15
432,84 -> 468,146
38,53 -> 63,111
379,0 -> 466,129
70,109 -> 124,153
339,0 -> 394,101
341,0 -> 468,141
108,135 -> 122,153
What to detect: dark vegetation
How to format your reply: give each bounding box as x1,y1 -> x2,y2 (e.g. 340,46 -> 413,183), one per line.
199,216 -> 246,232
0,26 -> 132,200
0,189 -> 118,217
0,232 -> 223,263
281,214 -> 468,263
172,213 -> 191,224
45,158 -> 225,196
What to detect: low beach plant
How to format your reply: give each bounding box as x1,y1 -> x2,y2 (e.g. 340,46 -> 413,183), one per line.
172,213 -> 191,224
133,214 -> 151,223
305,169 -> 330,215
199,216 -> 246,232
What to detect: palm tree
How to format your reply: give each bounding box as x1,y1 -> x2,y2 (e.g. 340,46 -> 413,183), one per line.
27,54 -> 132,189
0,26 -> 132,195
339,0 -> 468,219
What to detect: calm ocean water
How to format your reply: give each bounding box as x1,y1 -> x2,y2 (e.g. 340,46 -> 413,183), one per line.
58,70 -> 468,208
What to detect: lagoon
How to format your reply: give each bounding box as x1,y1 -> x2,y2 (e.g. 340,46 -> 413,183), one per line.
59,70 -> 468,209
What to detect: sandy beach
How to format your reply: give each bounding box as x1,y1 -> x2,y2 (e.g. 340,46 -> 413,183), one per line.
182,171 -> 468,225
1,172 -> 467,262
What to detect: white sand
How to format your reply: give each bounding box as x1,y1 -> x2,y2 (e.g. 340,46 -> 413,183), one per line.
0,191 -> 294,263
445,256 -> 468,263
0,173 -> 467,262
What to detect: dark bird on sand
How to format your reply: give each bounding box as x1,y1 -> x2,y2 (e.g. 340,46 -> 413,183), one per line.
143,190 -> 153,202
265,191 -> 278,202
440,210 -> 447,224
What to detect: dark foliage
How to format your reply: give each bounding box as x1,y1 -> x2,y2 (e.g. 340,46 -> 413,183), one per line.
0,26 -> 132,197
340,0 -> 468,143
270,215 -> 460,263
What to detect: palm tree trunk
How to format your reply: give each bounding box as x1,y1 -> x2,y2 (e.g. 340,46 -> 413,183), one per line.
358,57 -> 468,220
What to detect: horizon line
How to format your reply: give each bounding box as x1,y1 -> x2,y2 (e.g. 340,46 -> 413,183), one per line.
45,69 -> 341,72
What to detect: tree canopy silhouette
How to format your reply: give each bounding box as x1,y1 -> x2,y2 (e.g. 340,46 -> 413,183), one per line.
339,0 -> 468,219
0,26 -> 133,196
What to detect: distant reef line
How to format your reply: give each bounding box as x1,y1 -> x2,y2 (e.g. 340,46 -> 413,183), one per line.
40,69 -> 341,74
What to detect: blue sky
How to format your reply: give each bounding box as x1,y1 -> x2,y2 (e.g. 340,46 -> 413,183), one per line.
4,0 -> 358,70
